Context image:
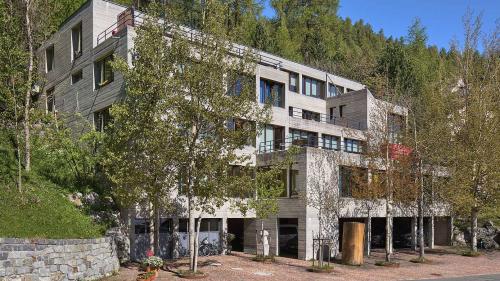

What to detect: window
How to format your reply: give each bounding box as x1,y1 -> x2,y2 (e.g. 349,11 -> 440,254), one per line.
45,45 -> 54,72
159,219 -> 172,233
328,83 -> 339,97
258,125 -> 285,152
71,69 -> 83,84
302,76 -> 324,98
289,169 -> 299,197
388,113 -> 405,143
134,220 -> 150,234
179,219 -> 188,232
196,218 -> 220,232
301,109 -> 321,122
94,54 -> 114,89
346,88 -> 354,93
94,107 -> 111,132
339,166 -> 368,197
289,106 -> 294,117
227,74 -> 253,96
344,138 -> 363,154
260,79 -> 284,107
322,134 -> 339,150
290,129 -> 318,147
72,22 -> 82,60
289,72 -> 298,92
46,88 -> 55,113
229,118 -> 256,146
339,105 -> 345,117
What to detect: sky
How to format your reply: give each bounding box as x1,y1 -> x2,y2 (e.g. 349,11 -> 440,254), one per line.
262,0 -> 499,51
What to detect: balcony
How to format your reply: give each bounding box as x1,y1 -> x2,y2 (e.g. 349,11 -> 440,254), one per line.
258,136 -> 364,154
288,107 -> 366,130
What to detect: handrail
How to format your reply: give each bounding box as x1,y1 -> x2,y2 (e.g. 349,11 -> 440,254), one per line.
288,107 -> 366,130
258,135 -> 364,154
95,8 -> 283,69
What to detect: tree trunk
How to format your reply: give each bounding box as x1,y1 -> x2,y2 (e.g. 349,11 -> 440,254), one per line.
385,204 -> 393,262
471,208 -> 478,252
193,217 -> 202,273
366,213 -> 372,256
23,0 -> 33,172
188,196 -> 195,270
411,216 -> 417,252
153,200 -> 160,255
12,79 -> 22,192
418,172 -> 425,259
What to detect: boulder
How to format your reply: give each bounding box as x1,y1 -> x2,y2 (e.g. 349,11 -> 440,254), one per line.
106,227 -> 130,264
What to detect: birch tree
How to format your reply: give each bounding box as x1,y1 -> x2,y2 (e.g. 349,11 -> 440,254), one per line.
444,13 -> 500,254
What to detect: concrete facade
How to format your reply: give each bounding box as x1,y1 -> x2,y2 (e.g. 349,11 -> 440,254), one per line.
38,0 -> 452,261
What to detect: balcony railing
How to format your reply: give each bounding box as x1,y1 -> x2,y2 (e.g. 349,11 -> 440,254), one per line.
288,107 -> 366,130
258,136 -> 364,154
96,8 -> 283,69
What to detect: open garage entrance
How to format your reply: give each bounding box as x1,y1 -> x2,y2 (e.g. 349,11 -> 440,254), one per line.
279,218 -> 298,258
370,217 -> 386,249
393,217 -> 412,248
227,218 -> 244,252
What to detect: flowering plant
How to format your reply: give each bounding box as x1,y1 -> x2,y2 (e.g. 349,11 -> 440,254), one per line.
143,256 -> 163,269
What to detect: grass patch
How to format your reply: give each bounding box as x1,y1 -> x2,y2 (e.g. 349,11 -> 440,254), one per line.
0,175 -> 104,239
251,255 -> 276,263
177,270 -> 206,279
461,251 -> 481,257
409,257 -> 432,264
307,264 -> 334,273
374,260 -> 400,267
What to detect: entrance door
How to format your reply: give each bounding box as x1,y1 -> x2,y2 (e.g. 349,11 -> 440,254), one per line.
227,218 -> 244,252
279,218 -> 298,258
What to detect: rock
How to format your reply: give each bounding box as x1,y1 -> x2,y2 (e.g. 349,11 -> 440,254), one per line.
67,193 -> 83,207
452,228 -> 467,246
83,192 -> 99,205
106,227 -> 130,264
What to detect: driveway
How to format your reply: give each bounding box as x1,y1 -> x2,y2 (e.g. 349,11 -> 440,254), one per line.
102,248 -> 500,281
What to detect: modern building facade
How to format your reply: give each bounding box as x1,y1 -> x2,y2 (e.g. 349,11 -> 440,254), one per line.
38,0 -> 452,261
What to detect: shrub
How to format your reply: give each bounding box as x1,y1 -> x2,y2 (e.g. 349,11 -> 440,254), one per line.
142,256 -> 164,269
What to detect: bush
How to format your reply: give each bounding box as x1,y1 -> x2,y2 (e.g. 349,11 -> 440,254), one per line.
142,256 -> 164,269
307,264 -> 333,273
251,255 -> 276,263
461,251 -> 481,257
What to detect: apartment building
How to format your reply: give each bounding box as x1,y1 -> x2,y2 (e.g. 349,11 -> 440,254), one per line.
38,0 -> 452,261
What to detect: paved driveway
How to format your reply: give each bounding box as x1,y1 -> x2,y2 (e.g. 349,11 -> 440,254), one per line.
414,274 -> 500,281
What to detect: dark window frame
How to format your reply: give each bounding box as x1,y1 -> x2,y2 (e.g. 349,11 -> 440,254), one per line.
94,54 -> 114,89
289,72 -> 299,92
71,22 -> 83,60
302,76 -> 325,99
45,45 -> 55,72
71,69 -> 83,84
259,78 -> 285,108
93,107 -> 111,132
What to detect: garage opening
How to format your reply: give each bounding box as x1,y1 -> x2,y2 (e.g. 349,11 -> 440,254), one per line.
371,217 -> 386,249
227,218 -> 244,252
279,218 -> 298,258
393,217 -> 412,248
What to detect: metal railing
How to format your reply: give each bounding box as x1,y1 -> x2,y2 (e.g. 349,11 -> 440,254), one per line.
96,8 -> 283,69
258,136 -> 364,154
288,107 -> 366,130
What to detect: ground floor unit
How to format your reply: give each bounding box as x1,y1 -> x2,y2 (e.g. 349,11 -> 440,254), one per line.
129,214 -> 453,261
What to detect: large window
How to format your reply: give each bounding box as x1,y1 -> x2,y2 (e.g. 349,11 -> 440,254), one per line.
344,138 -> 363,154
72,22 -> 82,60
327,83 -> 341,97
322,134 -> 339,150
289,129 -> 318,147
339,166 -> 368,197
388,113 -> 405,143
227,74 -> 253,96
45,45 -> 54,72
94,107 -> 111,132
289,72 -> 298,92
258,125 -> 284,152
301,109 -> 321,122
289,169 -> 299,197
302,76 -> 324,98
228,118 -> 256,146
94,54 -> 114,89
260,79 -> 284,107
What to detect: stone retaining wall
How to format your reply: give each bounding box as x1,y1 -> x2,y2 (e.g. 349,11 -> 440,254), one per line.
0,237 -> 119,281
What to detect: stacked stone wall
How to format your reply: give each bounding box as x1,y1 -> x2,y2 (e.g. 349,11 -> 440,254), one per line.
0,237 -> 119,281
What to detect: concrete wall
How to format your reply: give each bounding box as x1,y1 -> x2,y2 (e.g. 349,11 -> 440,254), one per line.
0,237 -> 119,281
